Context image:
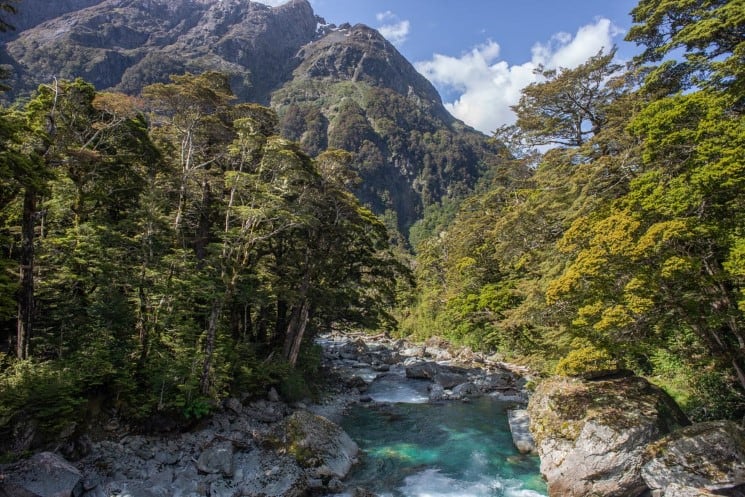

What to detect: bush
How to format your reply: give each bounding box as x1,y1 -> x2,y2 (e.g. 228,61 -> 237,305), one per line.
0,360 -> 83,448
555,345 -> 618,376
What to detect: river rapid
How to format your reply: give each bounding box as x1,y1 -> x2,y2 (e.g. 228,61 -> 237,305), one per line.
319,336 -> 548,497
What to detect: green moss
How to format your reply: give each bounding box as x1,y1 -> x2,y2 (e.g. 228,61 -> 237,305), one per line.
530,375 -> 689,445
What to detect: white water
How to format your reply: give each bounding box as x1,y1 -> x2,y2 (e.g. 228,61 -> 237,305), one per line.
366,370 -> 430,404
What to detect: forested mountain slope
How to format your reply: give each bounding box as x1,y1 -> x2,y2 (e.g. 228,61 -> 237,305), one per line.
404,1 -> 745,421
1,0 -> 503,234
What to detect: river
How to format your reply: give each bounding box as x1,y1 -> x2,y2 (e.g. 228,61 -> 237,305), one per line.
324,357 -> 548,497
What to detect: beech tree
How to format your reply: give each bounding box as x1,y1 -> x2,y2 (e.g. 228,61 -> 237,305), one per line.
627,0 -> 745,96
510,50 -> 624,147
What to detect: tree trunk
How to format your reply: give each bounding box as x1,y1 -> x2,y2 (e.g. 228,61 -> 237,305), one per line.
283,299 -> 310,367
274,298 -> 288,347
16,188 -> 35,360
200,299 -> 221,395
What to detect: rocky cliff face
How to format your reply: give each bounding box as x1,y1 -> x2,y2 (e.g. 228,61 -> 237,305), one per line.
3,0 -> 319,103
1,0 -> 503,235
0,0 -> 102,36
273,24 -> 500,232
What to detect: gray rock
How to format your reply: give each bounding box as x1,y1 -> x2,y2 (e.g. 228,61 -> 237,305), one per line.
346,375 -> 368,390
154,449 -> 180,466
643,420 -> 745,493
663,483 -> 717,497
268,387 -> 281,402
196,440 -> 234,477
171,467 -> 200,497
103,481 -> 164,497
326,478 -> 344,492
400,346 -> 426,358
235,450 -> 306,497
450,381 -> 478,398
146,467 -> 174,487
351,487 -> 377,497
405,361 -> 439,380
0,452 -> 83,497
434,371 -> 467,389
528,375 -> 689,497
224,397 -> 244,415
271,410 -> 358,478
208,480 -> 239,497
507,409 -> 537,454
428,383 -> 446,401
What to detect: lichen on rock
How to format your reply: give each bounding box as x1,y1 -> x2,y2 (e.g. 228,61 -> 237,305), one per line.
642,420 -> 745,494
271,410 -> 359,478
528,374 -> 689,497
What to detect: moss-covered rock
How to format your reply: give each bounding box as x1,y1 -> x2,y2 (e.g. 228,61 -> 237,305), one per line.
642,420 -> 745,494
271,410 -> 358,478
528,374 -> 689,497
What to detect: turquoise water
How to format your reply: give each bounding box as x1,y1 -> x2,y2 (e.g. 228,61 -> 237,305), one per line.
335,397 -> 547,497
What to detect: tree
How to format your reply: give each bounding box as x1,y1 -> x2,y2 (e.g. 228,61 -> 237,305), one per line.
547,90 -> 745,394
509,50 -> 624,148
627,0 -> 745,97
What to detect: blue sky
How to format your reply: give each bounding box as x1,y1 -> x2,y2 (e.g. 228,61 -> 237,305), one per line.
260,0 -> 641,134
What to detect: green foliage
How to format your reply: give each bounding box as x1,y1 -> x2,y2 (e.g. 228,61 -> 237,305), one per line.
686,368 -> 745,422
0,360 -> 83,440
627,0 -> 745,97
0,72 -> 405,445
555,345 -> 619,376
401,4 -> 745,421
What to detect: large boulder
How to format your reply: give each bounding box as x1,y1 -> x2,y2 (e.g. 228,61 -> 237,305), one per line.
642,420 -> 745,494
271,410 -> 358,478
405,361 -> 439,380
0,452 -> 83,497
528,375 -> 689,497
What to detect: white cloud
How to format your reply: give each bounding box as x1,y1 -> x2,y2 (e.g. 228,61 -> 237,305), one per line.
376,11 -> 410,46
415,18 -> 622,134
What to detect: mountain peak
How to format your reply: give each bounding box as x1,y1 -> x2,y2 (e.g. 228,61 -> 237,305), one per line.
2,0 -> 319,102
295,22 -> 446,114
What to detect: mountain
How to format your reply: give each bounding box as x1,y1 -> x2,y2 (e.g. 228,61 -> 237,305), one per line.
1,0 -> 503,235
2,0 -> 320,103
273,23 -> 500,232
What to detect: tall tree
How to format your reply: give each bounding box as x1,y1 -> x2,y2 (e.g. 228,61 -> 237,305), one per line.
627,0 -> 745,99
509,50 -> 624,147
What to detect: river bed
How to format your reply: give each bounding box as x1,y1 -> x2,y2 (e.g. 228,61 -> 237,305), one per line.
324,352 -> 548,497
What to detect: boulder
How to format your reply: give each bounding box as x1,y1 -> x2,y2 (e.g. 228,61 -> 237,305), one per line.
528,375 -> 689,497
428,383 -> 446,401
434,371 -> 468,389
345,376 -> 369,390
271,410 -> 358,478
642,420 -> 745,494
405,361 -> 439,380
450,381 -> 479,399
196,440 -> 234,476
0,452 -> 83,497
507,409 -> 537,455
339,339 -> 369,361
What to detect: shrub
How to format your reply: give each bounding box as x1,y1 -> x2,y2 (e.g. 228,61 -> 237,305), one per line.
555,345 -> 618,376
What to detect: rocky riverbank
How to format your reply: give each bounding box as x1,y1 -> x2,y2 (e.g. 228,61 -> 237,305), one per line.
0,333 -> 535,497
527,372 -> 745,497
5,332 -> 744,497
